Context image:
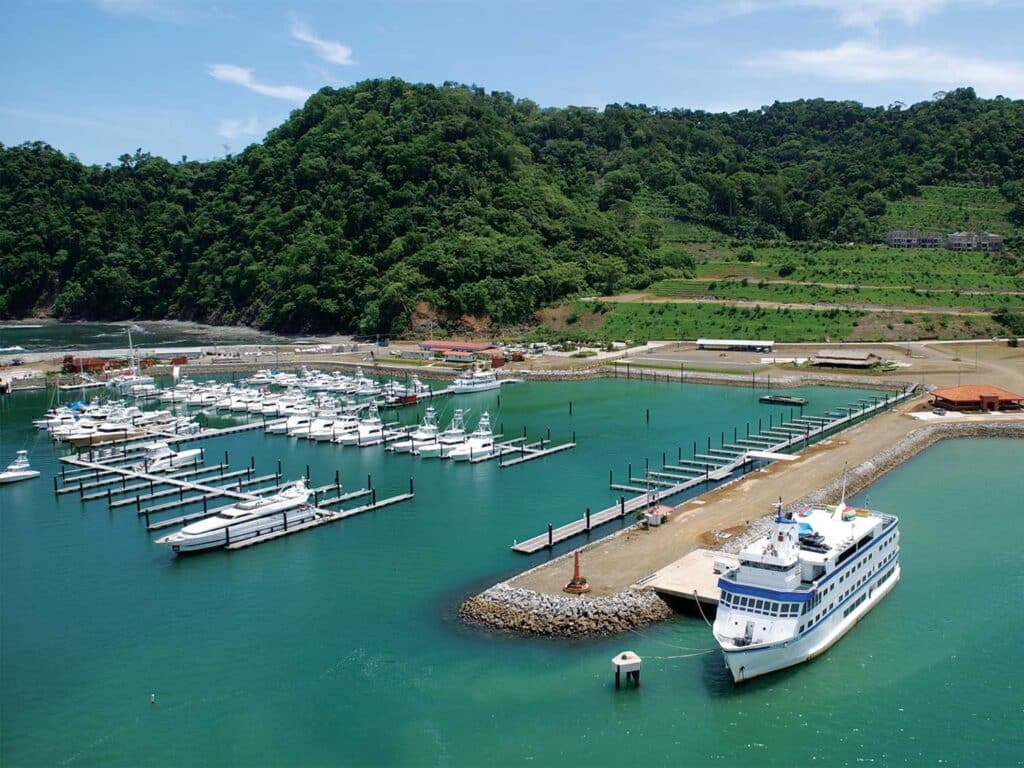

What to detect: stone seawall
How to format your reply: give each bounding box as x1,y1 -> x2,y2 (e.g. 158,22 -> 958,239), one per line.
459,585 -> 673,637
459,419 -> 1022,637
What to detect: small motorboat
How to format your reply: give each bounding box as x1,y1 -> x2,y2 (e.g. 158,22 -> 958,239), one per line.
0,451 -> 40,483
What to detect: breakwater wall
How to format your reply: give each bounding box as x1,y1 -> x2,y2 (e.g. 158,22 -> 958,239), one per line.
459,585 -> 673,637
459,418 -> 1022,637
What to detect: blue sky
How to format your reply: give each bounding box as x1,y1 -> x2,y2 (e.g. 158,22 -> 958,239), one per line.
2,0 -> 1023,165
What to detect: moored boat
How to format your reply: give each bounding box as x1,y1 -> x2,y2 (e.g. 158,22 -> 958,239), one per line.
450,367 -> 500,393
447,412 -> 497,461
712,490 -> 900,682
154,479 -> 314,553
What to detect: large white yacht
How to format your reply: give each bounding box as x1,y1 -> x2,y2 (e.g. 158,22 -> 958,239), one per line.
712,492 -> 900,682
155,479 -> 314,553
450,367 -> 500,393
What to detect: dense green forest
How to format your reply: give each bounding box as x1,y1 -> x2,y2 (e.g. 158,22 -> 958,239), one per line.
1,81 -> 1022,333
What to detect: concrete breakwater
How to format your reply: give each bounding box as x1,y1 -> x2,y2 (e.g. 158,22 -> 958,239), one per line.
461,418 -> 1023,638
459,584 -> 673,637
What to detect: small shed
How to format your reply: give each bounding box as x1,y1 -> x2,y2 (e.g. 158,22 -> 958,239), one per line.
931,384 -> 1024,412
809,349 -> 880,368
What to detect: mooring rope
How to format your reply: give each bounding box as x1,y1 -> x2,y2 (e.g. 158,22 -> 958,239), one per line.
693,590 -> 714,627
647,649 -> 717,660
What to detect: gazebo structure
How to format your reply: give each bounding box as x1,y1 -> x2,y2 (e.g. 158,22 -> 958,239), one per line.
930,384 -> 1024,412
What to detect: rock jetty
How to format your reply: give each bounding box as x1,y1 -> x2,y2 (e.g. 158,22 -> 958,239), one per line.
459,585 -> 673,637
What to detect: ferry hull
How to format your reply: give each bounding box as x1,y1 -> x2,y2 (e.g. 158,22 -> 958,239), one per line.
723,563 -> 900,682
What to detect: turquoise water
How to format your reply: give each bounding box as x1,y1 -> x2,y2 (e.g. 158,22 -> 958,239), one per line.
1,380 -> 1021,767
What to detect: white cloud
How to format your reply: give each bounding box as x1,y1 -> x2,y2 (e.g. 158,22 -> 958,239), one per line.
207,64 -> 311,103
755,39 -> 1024,95
290,16 -> 354,65
217,116 -> 261,140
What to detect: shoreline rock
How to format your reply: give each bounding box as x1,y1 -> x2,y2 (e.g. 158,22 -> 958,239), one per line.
459,585 -> 674,637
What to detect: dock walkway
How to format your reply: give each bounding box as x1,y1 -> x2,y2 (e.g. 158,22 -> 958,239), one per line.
511,389 -> 914,554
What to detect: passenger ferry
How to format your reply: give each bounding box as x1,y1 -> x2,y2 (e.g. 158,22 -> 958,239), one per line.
712,489 -> 900,682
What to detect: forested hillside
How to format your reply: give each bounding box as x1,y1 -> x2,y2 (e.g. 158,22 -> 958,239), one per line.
1,81 -> 1022,333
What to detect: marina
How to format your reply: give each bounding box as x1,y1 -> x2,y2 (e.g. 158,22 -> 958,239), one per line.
2,365 -> 1022,767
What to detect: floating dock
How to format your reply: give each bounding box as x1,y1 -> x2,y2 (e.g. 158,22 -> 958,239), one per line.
511,389 -> 914,553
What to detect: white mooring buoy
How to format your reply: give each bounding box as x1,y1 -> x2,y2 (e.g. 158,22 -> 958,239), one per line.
612,651 -> 642,688
150,693 -> 156,704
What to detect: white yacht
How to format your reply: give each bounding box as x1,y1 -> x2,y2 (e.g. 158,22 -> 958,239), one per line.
416,409 -> 468,457
450,367 -> 500,393
155,479 -> 315,553
0,451 -> 40,484
712,492 -> 900,682
131,442 -> 202,473
447,412 -> 497,461
388,406 -> 439,453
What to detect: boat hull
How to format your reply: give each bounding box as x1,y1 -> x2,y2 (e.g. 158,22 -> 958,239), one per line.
157,504 -> 316,553
723,563 -> 900,682
0,470 -> 41,483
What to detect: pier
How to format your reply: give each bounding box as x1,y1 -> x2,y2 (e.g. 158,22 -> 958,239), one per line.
55,446 -> 415,552
511,389 -> 915,553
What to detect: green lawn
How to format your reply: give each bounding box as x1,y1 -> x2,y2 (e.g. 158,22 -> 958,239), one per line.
881,185 -> 1018,236
649,278 -> 1024,309
547,301 -> 864,343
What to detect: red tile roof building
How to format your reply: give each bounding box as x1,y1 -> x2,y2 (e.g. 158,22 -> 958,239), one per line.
931,384 -> 1024,411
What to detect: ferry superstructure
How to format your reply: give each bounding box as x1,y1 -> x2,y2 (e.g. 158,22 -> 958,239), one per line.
712,495 -> 900,682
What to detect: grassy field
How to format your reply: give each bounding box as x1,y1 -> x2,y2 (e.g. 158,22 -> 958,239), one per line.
538,301 -> 864,342
648,278 -> 1024,309
881,185 -> 1018,235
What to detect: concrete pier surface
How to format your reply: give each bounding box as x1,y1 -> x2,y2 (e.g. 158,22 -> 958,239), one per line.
507,401 -> 1024,600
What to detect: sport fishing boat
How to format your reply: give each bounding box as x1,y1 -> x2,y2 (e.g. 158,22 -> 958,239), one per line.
333,403 -> 385,446
450,367 -> 500,393
447,412 -> 497,461
131,442 -> 202,473
388,406 -> 439,453
0,451 -> 40,483
416,409 -> 468,457
712,488 -> 900,682
155,479 -> 314,553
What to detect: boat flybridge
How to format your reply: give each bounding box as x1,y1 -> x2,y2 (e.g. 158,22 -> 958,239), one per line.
712,488 -> 900,683
388,406 -> 439,453
155,479 -> 314,553
0,451 -> 40,484
415,409 -> 469,457
447,412 -> 497,461
333,403 -> 385,446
